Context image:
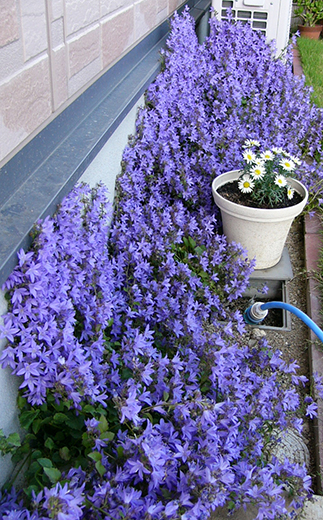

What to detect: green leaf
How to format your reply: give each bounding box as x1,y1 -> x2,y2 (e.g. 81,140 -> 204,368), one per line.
95,461 -> 106,477
65,415 -> 84,431
88,451 -> 102,462
28,461 -> 41,474
188,236 -> 196,249
20,410 -> 40,430
59,446 -> 71,461
100,431 -> 114,441
82,404 -> 96,415
183,237 -> 189,249
121,368 -> 133,380
117,446 -> 124,458
6,432 -> 21,447
37,458 -> 53,468
163,391 -> 169,402
44,437 -> 55,450
81,432 -> 93,449
12,443 -> 30,463
195,246 -> 205,256
32,419 -> 42,435
43,467 -> 62,484
228,501 -> 235,510
53,413 -> 68,424
143,412 -> 154,423
98,415 -> 109,434
17,395 -> 27,410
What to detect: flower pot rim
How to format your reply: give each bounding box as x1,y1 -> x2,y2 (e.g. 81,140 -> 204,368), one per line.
298,23 -> 323,29
212,169 -> 308,222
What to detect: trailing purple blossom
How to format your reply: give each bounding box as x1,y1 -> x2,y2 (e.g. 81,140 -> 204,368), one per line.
0,183 -> 116,407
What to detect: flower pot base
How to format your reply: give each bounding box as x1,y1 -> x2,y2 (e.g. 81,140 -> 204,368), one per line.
298,24 -> 323,40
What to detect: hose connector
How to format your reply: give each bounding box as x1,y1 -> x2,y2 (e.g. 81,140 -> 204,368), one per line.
244,302 -> 268,325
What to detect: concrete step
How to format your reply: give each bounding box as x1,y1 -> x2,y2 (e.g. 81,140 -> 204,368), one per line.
299,495 -> 323,519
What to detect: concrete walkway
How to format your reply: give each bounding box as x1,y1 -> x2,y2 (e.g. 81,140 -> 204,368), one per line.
211,495 -> 323,519
299,495 -> 323,519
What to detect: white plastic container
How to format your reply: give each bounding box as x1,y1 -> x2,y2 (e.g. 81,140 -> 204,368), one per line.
212,170 -> 308,269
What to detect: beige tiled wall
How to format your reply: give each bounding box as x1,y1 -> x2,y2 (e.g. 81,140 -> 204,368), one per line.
0,0 -> 183,167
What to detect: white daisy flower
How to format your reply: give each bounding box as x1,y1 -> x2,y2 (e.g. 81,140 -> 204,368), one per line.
254,158 -> 265,167
287,185 -> 295,200
279,158 -> 295,171
275,174 -> 287,188
238,174 -> 254,193
244,139 -> 260,148
250,164 -> 265,180
272,147 -> 284,154
243,149 -> 256,164
290,155 -> 301,166
261,150 -> 274,161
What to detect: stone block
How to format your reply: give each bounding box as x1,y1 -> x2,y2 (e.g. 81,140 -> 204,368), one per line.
157,0 -> 168,23
100,0 -> 134,17
0,56 -> 52,163
21,0 -> 48,61
169,0 -> 182,14
68,57 -> 101,97
305,233 -> 321,272
50,0 -> 64,20
0,40 -> 24,83
51,17 -> 65,48
134,0 -> 157,40
102,7 -> 134,69
157,0 -> 167,13
0,0 -> 19,47
65,0 -> 100,36
52,45 -> 68,110
299,496 -> 323,520
68,24 -> 100,78
305,212 -> 322,235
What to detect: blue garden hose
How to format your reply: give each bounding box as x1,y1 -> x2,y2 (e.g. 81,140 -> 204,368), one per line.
244,301 -> 323,344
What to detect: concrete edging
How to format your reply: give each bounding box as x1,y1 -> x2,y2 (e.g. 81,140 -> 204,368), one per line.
304,213 -> 323,493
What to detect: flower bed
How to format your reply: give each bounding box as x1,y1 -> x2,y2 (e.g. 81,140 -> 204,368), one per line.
1,8 -> 323,520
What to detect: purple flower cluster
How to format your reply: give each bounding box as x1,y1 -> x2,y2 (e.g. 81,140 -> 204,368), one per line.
0,184 -> 115,408
1,8 -> 323,520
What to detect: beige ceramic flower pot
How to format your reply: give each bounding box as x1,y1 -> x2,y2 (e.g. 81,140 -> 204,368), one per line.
212,170 -> 308,270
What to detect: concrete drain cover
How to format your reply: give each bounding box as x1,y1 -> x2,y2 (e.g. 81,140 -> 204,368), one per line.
268,428 -> 310,469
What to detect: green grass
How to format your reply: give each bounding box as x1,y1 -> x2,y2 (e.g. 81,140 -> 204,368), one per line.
297,37 -> 323,108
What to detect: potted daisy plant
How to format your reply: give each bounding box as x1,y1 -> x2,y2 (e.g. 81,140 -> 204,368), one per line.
212,140 -> 308,269
295,0 -> 323,39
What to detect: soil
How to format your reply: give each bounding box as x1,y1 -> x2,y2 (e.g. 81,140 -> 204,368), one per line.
234,217 -> 317,490
217,179 -> 304,209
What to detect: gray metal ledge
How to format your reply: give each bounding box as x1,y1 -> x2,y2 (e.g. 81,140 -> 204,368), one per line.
0,0 -> 211,286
